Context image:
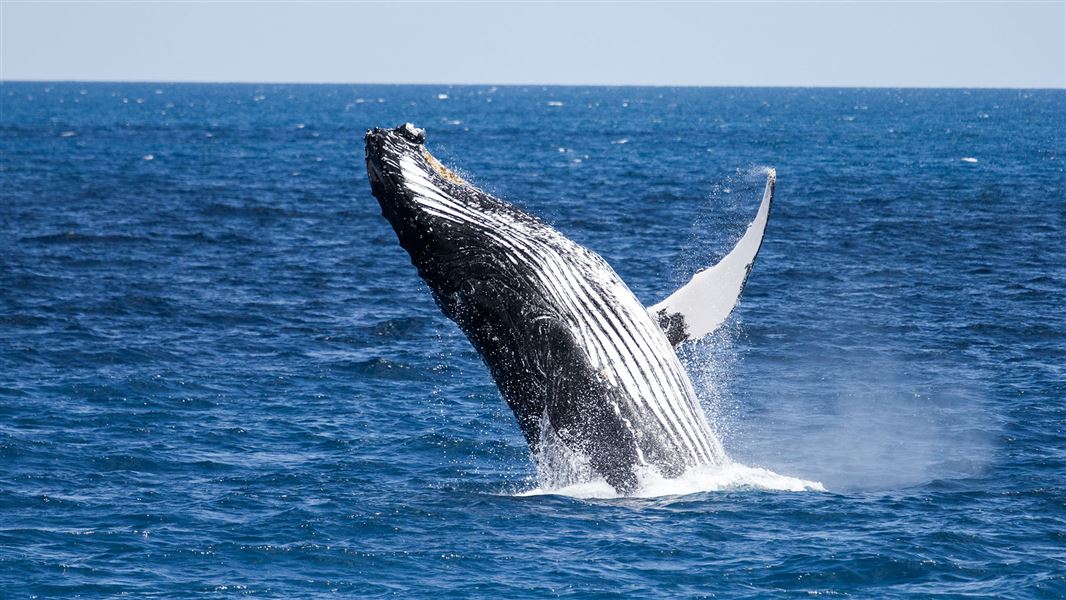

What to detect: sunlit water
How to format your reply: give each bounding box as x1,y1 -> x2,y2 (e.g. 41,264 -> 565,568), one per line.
2,84 -> 1064,597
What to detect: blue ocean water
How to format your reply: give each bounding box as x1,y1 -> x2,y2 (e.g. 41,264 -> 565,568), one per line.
1,82 -> 1064,597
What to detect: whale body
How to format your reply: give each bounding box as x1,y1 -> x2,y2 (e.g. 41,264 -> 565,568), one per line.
365,124 -> 775,493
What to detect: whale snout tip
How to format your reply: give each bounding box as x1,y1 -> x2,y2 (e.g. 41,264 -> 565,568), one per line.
364,127 -> 384,146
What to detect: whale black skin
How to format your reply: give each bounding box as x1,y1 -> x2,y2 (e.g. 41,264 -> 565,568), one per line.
365,124 -> 725,493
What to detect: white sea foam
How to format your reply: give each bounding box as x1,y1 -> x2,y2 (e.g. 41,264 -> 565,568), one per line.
961,157 -> 978,163
521,408 -> 822,500
518,462 -> 824,499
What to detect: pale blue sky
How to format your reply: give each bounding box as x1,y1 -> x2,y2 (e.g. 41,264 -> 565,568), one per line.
2,1 -> 1064,88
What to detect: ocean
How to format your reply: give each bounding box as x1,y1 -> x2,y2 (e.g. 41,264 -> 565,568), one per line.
1,83 -> 1064,597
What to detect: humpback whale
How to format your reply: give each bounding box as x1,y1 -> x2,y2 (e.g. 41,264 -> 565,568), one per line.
365,123 -> 775,493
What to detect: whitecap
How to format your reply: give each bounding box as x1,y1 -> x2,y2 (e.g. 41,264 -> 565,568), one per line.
961,157 -> 978,163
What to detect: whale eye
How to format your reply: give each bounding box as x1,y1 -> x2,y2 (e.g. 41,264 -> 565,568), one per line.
398,123 -> 425,144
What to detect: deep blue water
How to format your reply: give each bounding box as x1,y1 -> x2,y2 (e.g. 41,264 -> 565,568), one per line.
2,83 -> 1064,597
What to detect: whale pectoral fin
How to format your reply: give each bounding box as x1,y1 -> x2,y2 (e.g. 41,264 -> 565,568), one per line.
650,169 -> 776,346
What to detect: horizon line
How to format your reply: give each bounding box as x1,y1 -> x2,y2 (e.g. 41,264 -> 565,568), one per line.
3,78 -> 1064,91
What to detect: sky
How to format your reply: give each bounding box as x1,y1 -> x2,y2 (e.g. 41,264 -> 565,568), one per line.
1,1 -> 1064,88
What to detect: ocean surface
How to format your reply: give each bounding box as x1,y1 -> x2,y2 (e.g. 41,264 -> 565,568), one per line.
1,83 -> 1064,597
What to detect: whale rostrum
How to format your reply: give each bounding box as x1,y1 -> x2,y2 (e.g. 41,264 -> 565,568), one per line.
365,123 -> 775,493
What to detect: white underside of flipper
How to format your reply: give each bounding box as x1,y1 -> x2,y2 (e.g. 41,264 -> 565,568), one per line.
649,169 -> 776,346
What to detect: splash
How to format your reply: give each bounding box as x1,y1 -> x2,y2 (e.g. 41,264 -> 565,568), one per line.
523,412 -> 823,499
519,461 -> 824,499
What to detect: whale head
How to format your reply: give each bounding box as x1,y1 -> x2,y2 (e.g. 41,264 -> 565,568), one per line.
364,123 -> 544,305
366,123 -> 482,260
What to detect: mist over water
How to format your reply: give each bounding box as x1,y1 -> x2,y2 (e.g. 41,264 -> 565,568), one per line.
692,337 -> 994,492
